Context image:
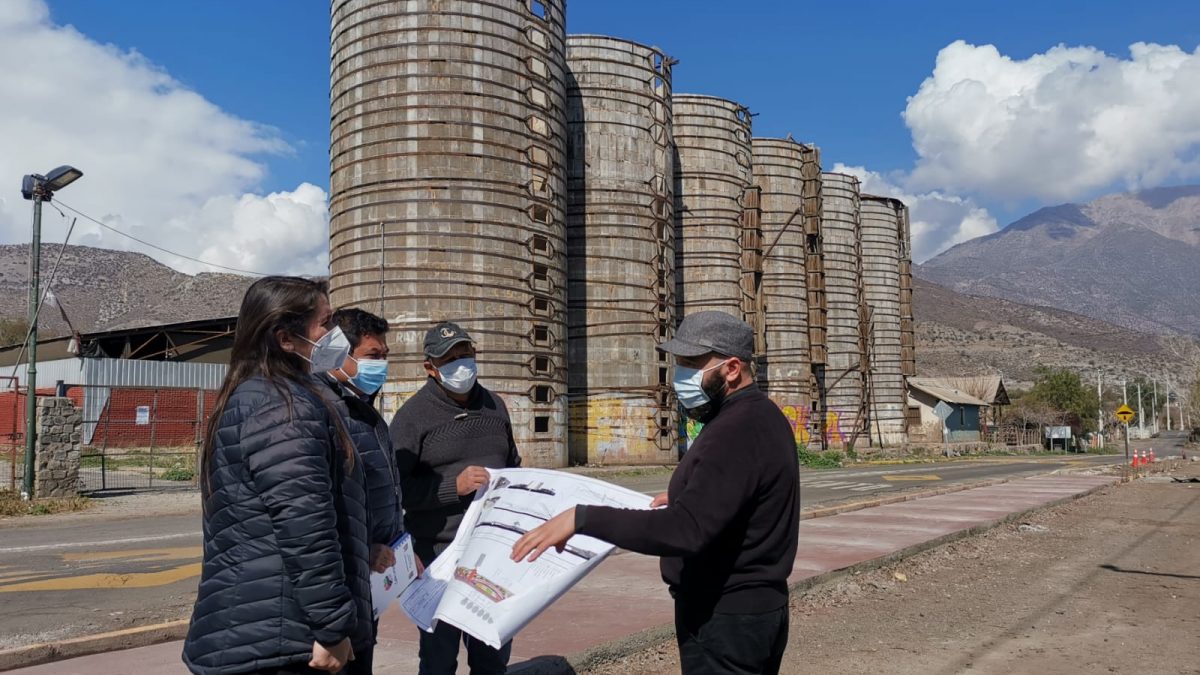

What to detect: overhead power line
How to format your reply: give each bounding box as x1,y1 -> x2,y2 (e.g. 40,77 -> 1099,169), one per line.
54,199 -> 270,277
8,213 -> 79,381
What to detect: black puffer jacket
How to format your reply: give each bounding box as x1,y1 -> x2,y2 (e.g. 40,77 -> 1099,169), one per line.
183,376 -> 373,674
320,374 -> 403,546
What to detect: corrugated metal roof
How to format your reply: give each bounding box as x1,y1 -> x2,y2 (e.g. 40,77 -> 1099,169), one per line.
5,358 -> 84,387
907,379 -> 990,407
82,358 -> 226,389
910,376 -> 1009,405
6,357 -> 227,390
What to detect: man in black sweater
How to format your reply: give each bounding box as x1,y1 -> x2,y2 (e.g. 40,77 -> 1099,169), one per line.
390,321 -> 521,675
512,311 -> 800,675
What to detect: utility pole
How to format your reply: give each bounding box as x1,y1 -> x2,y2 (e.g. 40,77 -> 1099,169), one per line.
22,191 -> 42,500
1137,381 -> 1144,438
1097,373 -> 1104,449
1166,380 -> 1173,431
18,166 -> 82,501
1152,379 -> 1159,435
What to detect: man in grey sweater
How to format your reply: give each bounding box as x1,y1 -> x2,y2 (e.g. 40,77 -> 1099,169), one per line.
389,321 -> 520,675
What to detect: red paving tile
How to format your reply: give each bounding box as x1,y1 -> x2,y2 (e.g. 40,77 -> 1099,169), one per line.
8,475 -> 1117,674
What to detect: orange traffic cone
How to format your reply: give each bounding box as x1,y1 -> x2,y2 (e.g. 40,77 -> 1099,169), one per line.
1139,450 -> 1147,470
1149,449 -> 1155,466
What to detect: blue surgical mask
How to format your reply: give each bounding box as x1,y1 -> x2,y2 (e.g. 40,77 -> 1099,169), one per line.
437,357 -> 478,395
672,359 -> 731,409
346,357 -> 388,395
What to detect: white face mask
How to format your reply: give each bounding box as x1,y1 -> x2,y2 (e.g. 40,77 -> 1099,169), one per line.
299,326 -> 351,374
437,357 -> 478,394
672,359 -> 731,409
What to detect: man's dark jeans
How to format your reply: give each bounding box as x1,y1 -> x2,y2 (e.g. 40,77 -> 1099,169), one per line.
418,620 -> 512,675
675,605 -> 789,675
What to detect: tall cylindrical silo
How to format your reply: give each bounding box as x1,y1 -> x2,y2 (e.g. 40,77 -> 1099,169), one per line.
564,35 -> 678,465
328,0 -> 570,467
860,195 -> 908,445
751,138 -> 810,414
821,172 -> 867,446
672,95 -> 752,321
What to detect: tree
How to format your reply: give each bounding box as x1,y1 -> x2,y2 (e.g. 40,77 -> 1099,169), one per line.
0,317 -> 29,347
1028,367 -> 1101,432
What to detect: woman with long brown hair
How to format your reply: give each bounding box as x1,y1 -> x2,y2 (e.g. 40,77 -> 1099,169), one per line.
183,276 -> 373,674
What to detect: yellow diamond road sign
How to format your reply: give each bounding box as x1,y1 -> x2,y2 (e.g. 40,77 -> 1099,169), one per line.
1115,404 -> 1135,424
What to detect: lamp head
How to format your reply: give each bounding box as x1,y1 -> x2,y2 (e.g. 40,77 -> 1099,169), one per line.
44,166 -> 83,192
20,166 -> 83,201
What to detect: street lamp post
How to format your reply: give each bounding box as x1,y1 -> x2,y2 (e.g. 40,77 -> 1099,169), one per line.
19,166 -> 82,500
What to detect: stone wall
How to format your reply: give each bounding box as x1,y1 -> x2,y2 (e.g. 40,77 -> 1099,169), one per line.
35,397 -> 81,498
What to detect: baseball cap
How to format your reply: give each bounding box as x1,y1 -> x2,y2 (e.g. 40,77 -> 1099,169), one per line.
657,311 -> 754,362
423,321 -> 475,359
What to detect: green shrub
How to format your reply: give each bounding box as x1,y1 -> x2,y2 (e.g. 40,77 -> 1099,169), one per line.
160,467 -> 196,482
797,447 -> 843,469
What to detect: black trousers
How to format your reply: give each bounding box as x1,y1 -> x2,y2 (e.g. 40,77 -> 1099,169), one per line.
675,605 -> 789,675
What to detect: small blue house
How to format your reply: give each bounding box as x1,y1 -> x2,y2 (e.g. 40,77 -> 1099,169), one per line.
906,379 -> 989,443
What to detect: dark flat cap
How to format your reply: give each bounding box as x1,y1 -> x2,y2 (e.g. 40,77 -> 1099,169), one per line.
657,311 -> 753,361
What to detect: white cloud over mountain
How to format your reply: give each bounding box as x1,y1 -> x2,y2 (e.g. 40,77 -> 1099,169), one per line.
847,38 -> 1200,260
832,164 -> 998,263
5,0 -> 1197,273
0,0 -> 329,276
905,40 -> 1200,201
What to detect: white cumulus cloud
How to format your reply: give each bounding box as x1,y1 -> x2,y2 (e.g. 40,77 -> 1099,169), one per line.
905,40 -> 1200,201
832,163 -> 998,263
0,0 -> 329,276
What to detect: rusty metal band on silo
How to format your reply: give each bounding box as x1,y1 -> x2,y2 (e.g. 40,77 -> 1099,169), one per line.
672,95 -> 753,321
820,172 -> 868,446
328,0 -> 569,466
897,204 -> 915,378
860,195 -> 908,444
564,35 -> 678,465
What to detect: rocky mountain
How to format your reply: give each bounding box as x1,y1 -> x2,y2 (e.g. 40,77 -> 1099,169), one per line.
912,277 -> 1187,390
0,244 -> 252,337
917,185 -> 1200,337
0,243 -> 1191,393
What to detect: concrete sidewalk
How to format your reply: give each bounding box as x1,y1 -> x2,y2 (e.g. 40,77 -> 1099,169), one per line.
6,474 -> 1117,674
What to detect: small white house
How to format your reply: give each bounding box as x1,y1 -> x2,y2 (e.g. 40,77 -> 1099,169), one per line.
906,379 -> 989,443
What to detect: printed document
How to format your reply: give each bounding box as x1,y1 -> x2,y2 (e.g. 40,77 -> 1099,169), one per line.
370,533 -> 420,619
399,468 -> 652,647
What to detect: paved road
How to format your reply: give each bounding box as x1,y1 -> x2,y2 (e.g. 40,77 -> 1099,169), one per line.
0,436 -> 1187,651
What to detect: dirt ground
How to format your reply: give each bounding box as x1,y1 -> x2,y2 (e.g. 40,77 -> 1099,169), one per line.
0,488 -> 199,528
584,461 -> 1200,675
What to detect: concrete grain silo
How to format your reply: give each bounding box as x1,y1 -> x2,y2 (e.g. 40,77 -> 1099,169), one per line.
328,0 -> 570,466
821,172 -> 868,446
750,138 -> 813,415
672,95 -> 753,321
564,35 -> 677,465
860,195 -> 909,445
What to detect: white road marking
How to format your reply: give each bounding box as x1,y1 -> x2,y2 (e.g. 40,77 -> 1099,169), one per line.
0,532 -> 201,555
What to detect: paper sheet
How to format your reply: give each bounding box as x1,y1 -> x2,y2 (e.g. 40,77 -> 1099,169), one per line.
398,468 -> 652,647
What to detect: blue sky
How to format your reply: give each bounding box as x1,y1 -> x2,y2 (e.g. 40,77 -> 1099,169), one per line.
4,0 -> 1198,273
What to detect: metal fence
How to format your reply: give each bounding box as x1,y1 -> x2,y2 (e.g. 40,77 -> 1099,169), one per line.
76,384 -> 215,493
988,427 -> 1043,447
1,378 -> 24,493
